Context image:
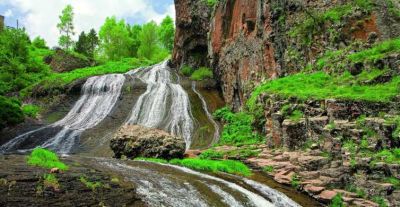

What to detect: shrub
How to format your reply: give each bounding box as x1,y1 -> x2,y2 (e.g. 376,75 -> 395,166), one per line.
180,65 -> 194,76
372,196 -> 388,207
43,173 -> 59,189
191,67 -> 213,81
22,104 -> 41,118
213,107 -> 263,145
291,174 -> 300,188
27,148 -> 69,170
0,96 -> 24,130
330,194 -> 345,207
170,158 -> 251,176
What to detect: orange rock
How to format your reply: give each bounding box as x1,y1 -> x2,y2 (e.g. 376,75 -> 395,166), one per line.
50,168 -> 60,174
318,190 -> 337,201
304,184 -> 325,194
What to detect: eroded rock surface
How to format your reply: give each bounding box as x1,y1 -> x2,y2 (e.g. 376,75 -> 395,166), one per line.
110,125 -> 186,160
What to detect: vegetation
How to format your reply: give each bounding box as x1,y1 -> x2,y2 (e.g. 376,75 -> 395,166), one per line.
330,194 -> 345,207
248,71 -> 400,109
263,165 -> 274,173
43,173 -> 60,189
289,110 -> 304,122
372,196 -> 388,207
57,5 -> 75,50
75,29 -> 99,59
290,174 -> 300,188
0,96 -> 24,130
180,65 -> 194,76
348,38 -> 400,63
22,104 -> 41,118
170,158 -> 252,176
27,148 -> 69,170
134,157 -> 169,164
191,67 -> 213,81
373,149 -> 400,164
79,176 -> 103,191
203,0 -> 218,7
213,107 -> 263,145
198,149 -> 224,160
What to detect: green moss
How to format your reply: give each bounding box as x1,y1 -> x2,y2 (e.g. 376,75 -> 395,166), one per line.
27,148 -> 69,170
247,72 -> 400,109
170,158 -> 251,177
191,67 -> 213,81
289,110 -> 304,122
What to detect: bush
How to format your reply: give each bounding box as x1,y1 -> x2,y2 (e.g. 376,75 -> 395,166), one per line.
43,173 -> 59,189
180,65 -> 194,76
330,194 -> 345,207
213,107 -> 263,145
170,158 -> 251,176
191,67 -> 213,81
27,148 -> 69,170
22,104 -> 41,118
0,96 -> 24,130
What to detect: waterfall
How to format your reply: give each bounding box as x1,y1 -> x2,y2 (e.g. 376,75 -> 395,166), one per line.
126,61 -> 194,149
192,81 -> 220,144
0,74 -> 125,154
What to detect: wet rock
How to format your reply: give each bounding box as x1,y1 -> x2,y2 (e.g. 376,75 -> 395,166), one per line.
318,190 -> 337,202
282,119 -> 307,150
304,185 -> 325,195
110,125 -> 186,160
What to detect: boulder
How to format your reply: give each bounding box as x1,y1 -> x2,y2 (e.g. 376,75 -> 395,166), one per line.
110,125 -> 186,160
48,49 -> 92,72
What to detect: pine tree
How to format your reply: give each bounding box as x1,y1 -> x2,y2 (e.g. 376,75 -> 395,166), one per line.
57,5 -> 75,50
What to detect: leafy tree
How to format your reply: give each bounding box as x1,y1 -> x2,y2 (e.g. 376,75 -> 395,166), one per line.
99,16 -> 131,60
32,36 -> 48,49
158,16 -> 175,51
57,5 -> 75,50
138,21 -> 159,60
86,29 -> 99,58
128,24 -> 142,57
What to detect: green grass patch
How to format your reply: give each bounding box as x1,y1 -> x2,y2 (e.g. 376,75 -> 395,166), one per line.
180,65 -> 194,76
263,165 -> 274,173
79,176 -> 103,191
170,158 -> 251,176
213,107 -> 263,145
27,148 -> 69,170
374,149 -> 400,164
348,38 -> 400,63
247,72 -> 400,109
289,110 -> 304,122
330,194 -> 345,207
199,149 -> 224,160
43,173 -> 60,189
22,104 -> 41,118
191,67 -> 213,81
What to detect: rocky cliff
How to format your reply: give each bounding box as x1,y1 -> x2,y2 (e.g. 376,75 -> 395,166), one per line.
173,0 -> 400,206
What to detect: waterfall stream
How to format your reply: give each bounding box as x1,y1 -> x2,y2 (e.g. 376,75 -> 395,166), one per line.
125,61 -> 194,149
0,74 -> 125,154
0,61 -> 312,207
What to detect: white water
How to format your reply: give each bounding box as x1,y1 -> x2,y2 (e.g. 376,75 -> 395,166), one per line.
126,61 -> 194,149
192,81 -> 220,144
0,74 -> 125,154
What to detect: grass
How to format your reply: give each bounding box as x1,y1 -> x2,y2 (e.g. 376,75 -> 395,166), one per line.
213,107 -> 263,146
263,166 -> 274,173
384,177 -> 400,189
199,149 -> 224,160
330,194 -> 345,207
372,196 -> 388,207
43,173 -> 60,189
373,149 -> 400,164
79,176 -> 103,191
22,104 -> 41,118
348,38 -> 400,63
170,158 -> 251,176
289,110 -> 304,122
21,58 -> 155,97
136,157 -> 252,177
191,67 -> 213,81
27,148 -> 69,170
247,71 -> 400,109
180,65 -> 194,76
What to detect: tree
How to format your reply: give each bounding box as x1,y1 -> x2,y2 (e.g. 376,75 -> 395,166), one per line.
158,16 -> 175,51
32,36 -> 48,49
75,31 -> 88,55
128,24 -> 142,57
86,29 -> 99,58
57,5 -> 75,50
99,16 -> 131,60
138,21 -> 159,60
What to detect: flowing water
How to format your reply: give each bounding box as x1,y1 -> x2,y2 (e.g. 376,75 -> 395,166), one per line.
0,61 -> 321,206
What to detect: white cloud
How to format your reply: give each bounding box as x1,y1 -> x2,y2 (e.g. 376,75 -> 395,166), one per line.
2,0 -> 175,47
4,9 -> 12,17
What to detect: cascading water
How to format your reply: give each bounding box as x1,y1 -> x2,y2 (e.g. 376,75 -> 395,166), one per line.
192,81 -> 220,144
125,61 -> 194,149
0,74 -> 125,154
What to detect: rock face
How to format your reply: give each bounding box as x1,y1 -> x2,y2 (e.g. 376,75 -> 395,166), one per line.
110,125 -> 186,160
48,49 -> 91,72
172,0 -> 211,69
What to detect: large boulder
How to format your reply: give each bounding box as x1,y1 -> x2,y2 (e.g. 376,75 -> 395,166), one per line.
110,125 -> 186,160
48,49 -> 91,72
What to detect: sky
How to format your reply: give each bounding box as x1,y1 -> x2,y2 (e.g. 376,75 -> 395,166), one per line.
0,0 -> 175,47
